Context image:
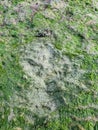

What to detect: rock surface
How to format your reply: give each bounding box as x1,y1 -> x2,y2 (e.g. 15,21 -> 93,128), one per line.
0,0 -> 98,129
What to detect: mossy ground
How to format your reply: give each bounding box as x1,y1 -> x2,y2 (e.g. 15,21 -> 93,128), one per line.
0,0 -> 98,129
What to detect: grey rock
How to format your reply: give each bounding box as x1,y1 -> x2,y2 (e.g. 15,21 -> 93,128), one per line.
16,41 -> 90,121
19,42 -> 72,117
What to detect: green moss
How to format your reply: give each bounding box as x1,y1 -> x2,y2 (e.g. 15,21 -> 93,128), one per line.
0,0 -> 98,129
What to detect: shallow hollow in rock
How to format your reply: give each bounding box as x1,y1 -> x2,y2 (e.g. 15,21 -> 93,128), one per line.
19,42 -> 86,119
19,42 -> 73,116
